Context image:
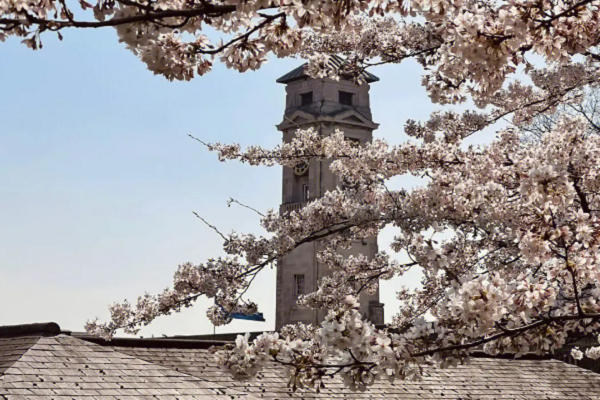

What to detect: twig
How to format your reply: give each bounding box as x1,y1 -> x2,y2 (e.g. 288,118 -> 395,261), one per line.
192,211 -> 228,241
228,198 -> 265,217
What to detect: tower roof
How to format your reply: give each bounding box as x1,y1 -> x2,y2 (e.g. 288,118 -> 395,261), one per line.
276,55 -> 379,84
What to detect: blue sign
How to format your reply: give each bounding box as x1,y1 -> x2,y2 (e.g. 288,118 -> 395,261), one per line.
229,312 -> 265,321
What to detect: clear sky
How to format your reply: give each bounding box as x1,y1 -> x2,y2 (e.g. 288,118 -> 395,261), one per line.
1,27 -> 443,337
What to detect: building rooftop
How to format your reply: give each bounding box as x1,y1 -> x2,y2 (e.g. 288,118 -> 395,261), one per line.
276,55 -> 379,84
3,322 -> 600,400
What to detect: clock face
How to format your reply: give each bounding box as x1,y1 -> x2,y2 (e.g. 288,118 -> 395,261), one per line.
293,160 -> 309,176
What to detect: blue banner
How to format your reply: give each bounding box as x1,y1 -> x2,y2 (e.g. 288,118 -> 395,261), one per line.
229,312 -> 265,321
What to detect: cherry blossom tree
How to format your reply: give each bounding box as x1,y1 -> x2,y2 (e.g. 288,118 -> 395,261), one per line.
88,120 -> 600,389
10,0 -> 600,389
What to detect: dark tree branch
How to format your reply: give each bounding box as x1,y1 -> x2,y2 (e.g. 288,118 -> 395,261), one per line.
0,4 -> 238,29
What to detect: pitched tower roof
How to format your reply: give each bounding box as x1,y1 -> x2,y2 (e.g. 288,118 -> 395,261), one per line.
276,55 -> 379,84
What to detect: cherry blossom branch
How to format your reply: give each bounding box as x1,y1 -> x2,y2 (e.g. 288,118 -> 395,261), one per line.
248,311 -> 600,375
197,12 -> 286,55
537,0 -> 597,26
0,4 -> 238,29
414,313 -> 600,357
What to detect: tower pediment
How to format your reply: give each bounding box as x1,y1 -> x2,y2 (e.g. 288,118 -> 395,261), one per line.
332,109 -> 379,129
276,110 -> 316,130
277,109 -> 378,131
341,115 -> 363,123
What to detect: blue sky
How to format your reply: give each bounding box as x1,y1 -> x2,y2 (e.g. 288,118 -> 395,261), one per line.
1,27 -> 440,336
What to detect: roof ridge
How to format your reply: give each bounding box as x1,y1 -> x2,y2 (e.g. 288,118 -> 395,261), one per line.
0,322 -> 60,338
76,334 -> 231,349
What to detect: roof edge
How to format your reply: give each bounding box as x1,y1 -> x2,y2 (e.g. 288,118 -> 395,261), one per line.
276,72 -> 379,85
0,322 -> 61,338
75,334 -> 232,349
79,332 -> 555,360
470,350 -> 554,360
167,331 -> 266,342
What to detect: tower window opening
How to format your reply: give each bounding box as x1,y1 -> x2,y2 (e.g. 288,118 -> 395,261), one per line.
300,92 -> 313,106
294,274 -> 306,297
302,184 -> 310,201
339,91 -> 354,106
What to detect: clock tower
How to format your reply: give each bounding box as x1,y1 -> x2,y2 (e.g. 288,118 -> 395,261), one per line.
275,56 -> 385,330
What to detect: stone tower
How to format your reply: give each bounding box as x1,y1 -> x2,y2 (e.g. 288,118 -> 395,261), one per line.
275,56 -> 385,330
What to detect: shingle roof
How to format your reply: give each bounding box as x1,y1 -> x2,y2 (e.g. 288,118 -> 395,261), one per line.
0,337 -> 40,375
276,55 -> 379,84
0,326 -> 257,400
3,323 -> 600,400
110,344 -> 600,400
